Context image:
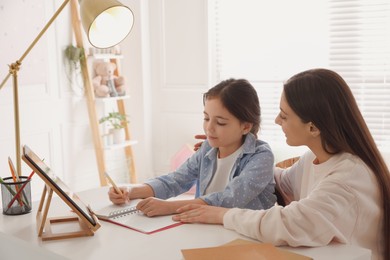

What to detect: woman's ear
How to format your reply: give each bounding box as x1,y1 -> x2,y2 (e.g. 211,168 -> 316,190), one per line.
309,123 -> 321,137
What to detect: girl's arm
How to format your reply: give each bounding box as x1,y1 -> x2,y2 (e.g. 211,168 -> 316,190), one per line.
145,144 -> 204,199
108,184 -> 154,205
136,197 -> 207,216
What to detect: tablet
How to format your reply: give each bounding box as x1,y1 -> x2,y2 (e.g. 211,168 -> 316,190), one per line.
22,145 -> 98,227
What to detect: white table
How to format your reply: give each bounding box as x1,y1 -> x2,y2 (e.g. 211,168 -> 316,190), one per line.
0,186 -> 371,260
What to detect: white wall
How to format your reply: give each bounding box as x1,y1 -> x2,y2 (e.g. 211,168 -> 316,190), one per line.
147,0 -> 209,176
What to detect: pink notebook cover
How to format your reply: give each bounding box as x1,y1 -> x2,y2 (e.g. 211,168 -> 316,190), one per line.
94,201 -> 183,234
100,217 -> 183,234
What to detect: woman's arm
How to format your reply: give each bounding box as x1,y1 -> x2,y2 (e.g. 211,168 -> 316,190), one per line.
274,155 -> 304,206
175,175 -> 363,248
193,134 -> 206,151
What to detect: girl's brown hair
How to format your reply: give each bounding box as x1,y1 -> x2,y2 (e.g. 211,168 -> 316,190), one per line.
203,78 -> 261,138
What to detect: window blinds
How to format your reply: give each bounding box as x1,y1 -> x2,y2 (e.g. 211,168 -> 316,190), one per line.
214,0 -> 390,149
328,0 -> 390,147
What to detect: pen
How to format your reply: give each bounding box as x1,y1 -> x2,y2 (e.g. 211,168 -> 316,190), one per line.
104,172 -> 123,196
0,176 -> 29,209
0,177 -> 19,197
6,170 -> 35,209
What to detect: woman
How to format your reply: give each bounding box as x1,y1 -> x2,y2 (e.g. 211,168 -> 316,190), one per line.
109,78 -> 276,217
173,69 -> 390,260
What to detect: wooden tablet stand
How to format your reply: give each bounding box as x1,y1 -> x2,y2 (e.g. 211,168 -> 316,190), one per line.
36,185 -> 100,241
22,146 -> 101,241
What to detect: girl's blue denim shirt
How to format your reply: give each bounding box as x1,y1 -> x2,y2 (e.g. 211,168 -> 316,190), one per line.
145,133 -> 276,210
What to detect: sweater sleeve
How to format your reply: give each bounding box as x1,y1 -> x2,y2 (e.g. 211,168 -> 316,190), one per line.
275,151 -> 312,205
274,168 -> 294,205
223,177 -> 357,247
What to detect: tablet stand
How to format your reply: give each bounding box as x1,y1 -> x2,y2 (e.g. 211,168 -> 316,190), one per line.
36,185 -> 100,241
22,147 -> 101,241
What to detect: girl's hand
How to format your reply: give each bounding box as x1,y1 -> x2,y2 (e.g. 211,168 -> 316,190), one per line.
136,197 -> 175,217
194,134 -> 207,151
108,186 -> 130,205
172,204 -> 228,224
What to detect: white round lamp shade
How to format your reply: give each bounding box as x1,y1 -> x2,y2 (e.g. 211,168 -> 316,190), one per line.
80,0 -> 134,48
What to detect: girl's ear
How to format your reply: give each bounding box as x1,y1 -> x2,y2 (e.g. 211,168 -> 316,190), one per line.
242,122 -> 253,135
309,123 -> 321,137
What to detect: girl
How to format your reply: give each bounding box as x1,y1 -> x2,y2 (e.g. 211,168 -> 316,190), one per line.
109,79 -> 276,217
174,69 -> 390,260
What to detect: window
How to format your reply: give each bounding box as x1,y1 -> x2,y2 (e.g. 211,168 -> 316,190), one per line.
213,0 -> 390,155
328,0 -> 390,147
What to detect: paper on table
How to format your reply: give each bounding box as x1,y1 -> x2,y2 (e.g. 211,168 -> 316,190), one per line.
181,238 -> 313,260
182,242 -> 283,260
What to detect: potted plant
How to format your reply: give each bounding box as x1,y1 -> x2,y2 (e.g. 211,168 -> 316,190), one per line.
64,44 -> 85,95
99,111 -> 129,144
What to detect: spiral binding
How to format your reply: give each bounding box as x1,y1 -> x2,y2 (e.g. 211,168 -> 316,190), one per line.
109,206 -> 140,219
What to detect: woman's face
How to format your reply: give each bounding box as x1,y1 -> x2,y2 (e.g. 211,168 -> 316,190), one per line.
275,92 -> 312,146
203,97 -> 251,157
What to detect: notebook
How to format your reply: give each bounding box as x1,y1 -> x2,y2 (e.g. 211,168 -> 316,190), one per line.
92,199 -> 182,234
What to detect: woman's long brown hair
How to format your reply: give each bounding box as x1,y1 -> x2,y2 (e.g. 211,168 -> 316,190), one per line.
284,68 -> 390,260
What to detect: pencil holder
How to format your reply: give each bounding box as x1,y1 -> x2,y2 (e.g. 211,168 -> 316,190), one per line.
1,176 -> 32,215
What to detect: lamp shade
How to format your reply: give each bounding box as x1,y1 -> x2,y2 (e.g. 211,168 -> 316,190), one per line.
79,0 -> 134,48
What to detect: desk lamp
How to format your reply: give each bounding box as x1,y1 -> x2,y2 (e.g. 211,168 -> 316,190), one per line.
0,0 -> 134,177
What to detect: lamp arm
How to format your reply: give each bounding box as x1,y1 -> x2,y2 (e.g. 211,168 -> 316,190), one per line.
0,0 -> 71,176
0,73 -> 11,91
0,0 -> 70,90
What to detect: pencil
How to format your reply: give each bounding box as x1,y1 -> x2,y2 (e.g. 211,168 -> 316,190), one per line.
104,172 -> 123,195
8,157 -> 20,182
8,157 -> 23,206
6,170 -> 35,209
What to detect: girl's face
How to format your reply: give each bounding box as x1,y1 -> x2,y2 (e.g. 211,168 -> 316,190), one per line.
275,92 -> 312,146
203,97 -> 251,158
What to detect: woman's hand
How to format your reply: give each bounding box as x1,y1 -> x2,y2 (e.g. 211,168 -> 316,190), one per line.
194,134 -> 207,151
136,197 -> 176,217
172,204 -> 229,224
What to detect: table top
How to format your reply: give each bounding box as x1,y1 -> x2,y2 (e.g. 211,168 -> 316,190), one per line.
0,186 -> 371,260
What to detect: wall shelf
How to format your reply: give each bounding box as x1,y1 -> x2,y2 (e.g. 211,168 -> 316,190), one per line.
95,95 -> 131,102
88,54 -> 124,60
71,3 -> 137,185
103,140 -> 138,151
